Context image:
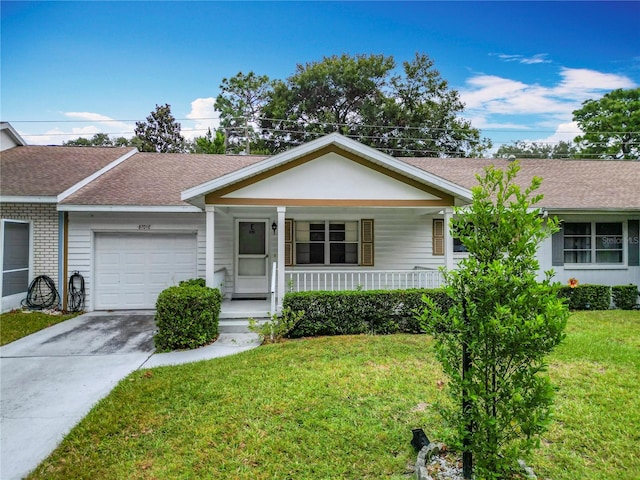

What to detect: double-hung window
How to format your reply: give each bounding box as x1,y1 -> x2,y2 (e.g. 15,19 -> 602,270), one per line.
295,221 -> 358,265
564,222 -> 623,265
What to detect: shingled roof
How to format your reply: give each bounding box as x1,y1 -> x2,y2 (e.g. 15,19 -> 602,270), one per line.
400,157 -> 640,211
1,146 -> 135,197
4,142 -> 638,211
60,152 -> 267,207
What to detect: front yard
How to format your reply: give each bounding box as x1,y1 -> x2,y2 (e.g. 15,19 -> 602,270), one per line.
28,311 -> 640,479
0,310 -> 80,346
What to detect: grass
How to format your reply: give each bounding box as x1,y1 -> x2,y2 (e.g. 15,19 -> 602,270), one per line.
29,311 -> 640,480
0,310 -> 80,346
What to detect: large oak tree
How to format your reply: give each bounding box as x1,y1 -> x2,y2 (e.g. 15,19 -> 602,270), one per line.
217,53 -> 491,157
573,88 -> 640,160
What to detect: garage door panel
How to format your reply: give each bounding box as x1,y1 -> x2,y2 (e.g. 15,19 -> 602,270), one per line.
95,233 -> 197,310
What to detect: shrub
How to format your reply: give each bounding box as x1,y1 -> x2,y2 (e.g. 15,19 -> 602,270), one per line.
154,284 -> 222,352
282,289 -> 451,338
248,308 -> 305,343
558,284 -> 611,310
179,278 -> 206,288
611,285 -> 639,310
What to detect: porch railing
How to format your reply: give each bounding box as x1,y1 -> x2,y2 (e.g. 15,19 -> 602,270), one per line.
285,269 -> 444,293
270,261 -> 277,315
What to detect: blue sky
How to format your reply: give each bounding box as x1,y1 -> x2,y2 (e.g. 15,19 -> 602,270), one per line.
1,1 -> 639,153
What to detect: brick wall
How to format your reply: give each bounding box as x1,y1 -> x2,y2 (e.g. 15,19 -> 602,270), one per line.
1,203 -> 59,291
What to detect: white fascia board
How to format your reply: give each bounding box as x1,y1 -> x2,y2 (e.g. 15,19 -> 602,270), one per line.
181,132 -> 473,202
57,204 -> 202,213
0,195 -> 57,204
57,148 -> 139,202
0,122 -> 27,146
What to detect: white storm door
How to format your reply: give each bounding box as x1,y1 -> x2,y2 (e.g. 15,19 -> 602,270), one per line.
235,220 -> 269,294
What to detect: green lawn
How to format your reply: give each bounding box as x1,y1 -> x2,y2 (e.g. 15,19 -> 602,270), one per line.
0,310 -> 80,346
29,311 -> 640,480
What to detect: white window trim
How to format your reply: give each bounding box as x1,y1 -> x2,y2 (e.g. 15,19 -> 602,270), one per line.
294,220 -> 359,266
563,220 -> 627,268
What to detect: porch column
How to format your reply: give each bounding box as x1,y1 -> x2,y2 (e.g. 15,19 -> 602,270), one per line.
205,205 -> 215,287
277,206 -> 286,312
444,207 -> 455,272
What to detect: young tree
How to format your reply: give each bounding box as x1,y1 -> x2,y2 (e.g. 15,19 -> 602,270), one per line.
573,88 -> 640,160
420,162 -> 568,478
134,103 -> 187,153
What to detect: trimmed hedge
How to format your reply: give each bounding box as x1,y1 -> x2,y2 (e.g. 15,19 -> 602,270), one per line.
557,284 -> 612,311
282,289 -> 452,338
612,285 -> 639,310
154,283 -> 222,352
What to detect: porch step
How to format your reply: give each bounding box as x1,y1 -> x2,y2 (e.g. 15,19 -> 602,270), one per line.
218,318 -> 269,334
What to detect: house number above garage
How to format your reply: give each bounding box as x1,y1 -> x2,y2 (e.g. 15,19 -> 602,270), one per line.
138,224 -> 151,230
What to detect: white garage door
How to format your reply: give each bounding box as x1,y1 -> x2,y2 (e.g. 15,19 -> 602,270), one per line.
95,233 -> 197,310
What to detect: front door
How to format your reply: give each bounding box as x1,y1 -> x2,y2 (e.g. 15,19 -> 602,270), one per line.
235,220 -> 269,295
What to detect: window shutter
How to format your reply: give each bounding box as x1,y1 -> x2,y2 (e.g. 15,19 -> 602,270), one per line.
552,223 -> 564,266
629,220 -> 639,267
433,219 -> 445,256
360,219 -> 374,266
284,219 -> 293,266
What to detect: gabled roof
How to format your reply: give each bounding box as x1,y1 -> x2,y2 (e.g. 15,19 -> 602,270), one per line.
0,122 -> 27,150
181,133 -> 474,205
59,152 -> 267,211
0,146 -> 137,202
402,157 -> 640,211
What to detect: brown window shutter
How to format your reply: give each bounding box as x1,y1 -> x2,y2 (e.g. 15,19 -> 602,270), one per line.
284,218 -> 293,266
360,219 -> 374,266
433,219 -> 445,256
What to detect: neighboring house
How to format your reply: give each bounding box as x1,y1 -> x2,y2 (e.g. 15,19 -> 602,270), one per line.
2,127 -> 639,314
0,124 -> 137,311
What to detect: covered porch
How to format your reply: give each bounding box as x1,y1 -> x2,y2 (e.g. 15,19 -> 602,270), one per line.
179,134 -> 471,315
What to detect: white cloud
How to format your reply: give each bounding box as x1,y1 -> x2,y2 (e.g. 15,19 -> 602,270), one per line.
553,67 -> 636,97
183,97 -> 219,140
496,53 -> 551,65
460,67 -> 637,149
531,121 -> 582,144
62,111 -> 135,138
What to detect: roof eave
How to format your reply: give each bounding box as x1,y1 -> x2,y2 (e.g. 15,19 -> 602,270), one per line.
57,204 -> 203,213
0,195 -> 58,204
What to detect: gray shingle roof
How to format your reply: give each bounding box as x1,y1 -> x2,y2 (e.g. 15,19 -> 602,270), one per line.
61,152 -> 267,206
400,157 -> 640,210
1,146 -> 134,197
4,144 -> 639,211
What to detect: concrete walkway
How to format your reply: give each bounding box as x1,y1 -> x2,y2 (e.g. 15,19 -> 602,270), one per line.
0,311 -> 260,480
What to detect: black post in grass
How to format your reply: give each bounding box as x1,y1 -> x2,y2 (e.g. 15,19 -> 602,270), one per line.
462,294 -> 473,479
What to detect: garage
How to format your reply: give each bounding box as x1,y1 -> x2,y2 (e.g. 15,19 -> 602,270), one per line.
95,232 -> 197,310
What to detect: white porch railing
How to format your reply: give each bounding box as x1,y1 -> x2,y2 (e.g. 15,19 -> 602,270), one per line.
270,261 -> 277,314
285,269 -> 444,293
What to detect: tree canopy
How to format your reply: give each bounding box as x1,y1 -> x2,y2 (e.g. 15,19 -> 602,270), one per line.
134,103 -> 187,153
573,88 -> 640,160
192,128 -> 226,154
495,140 -> 579,159
217,53 -> 491,157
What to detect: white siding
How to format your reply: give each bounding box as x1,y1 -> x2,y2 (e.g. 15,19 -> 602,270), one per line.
67,212 -> 205,310
280,208 -> 445,271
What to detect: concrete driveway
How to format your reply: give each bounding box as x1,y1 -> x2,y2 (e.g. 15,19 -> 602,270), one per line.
0,311 -> 156,480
